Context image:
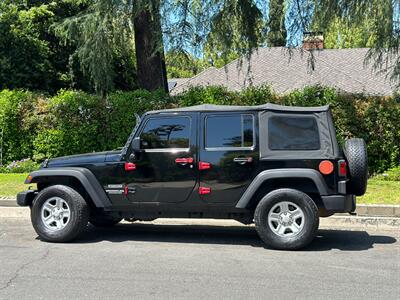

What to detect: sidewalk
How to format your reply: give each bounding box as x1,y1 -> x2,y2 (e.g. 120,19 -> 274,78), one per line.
1,203 -> 399,230
2,196 -> 400,217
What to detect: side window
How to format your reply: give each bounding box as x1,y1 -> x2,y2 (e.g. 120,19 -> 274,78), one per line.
141,116 -> 191,149
268,116 -> 320,150
205,114 -> 254,149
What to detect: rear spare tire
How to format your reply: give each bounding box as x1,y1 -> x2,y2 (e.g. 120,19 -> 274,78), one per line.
343,138 -> 368,196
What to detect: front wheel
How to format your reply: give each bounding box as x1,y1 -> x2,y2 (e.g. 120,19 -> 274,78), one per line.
31,185 -> 89,242
254,189 -> 319,250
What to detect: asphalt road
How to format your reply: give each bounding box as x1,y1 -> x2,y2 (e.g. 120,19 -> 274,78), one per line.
0,218 -> 399,300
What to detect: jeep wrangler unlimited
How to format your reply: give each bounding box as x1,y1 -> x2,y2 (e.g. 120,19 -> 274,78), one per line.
17,103 -> 368,250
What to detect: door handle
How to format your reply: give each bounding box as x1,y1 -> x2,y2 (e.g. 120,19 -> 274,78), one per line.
175,157 -> 194,165
233,157 -> 253,164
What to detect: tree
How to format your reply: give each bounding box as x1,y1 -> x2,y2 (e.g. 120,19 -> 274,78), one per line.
267,0 -> 287,46
55,0 -> 167,95
55,0 -> 400,94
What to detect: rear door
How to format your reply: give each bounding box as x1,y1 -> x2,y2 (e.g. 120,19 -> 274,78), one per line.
198,112 -> 258,204
126,113 -> 198,203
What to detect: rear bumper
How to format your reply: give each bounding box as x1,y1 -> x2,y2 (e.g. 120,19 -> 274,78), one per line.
321,194 -> 356,213
16,190 -> 37,207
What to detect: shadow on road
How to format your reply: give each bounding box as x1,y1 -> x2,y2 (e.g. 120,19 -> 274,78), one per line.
67,223 -> 397,251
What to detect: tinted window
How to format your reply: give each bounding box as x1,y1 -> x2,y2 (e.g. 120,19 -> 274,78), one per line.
268,116 -> 320,150
206,114 -> 254,148
141,117 -> 190,149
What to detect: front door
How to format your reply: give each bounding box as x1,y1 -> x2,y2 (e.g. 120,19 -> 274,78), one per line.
125,113 -> 198,204
199,112 -> 258,204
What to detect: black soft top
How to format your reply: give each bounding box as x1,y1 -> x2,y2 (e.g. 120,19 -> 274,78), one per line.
146,103 -> 330,115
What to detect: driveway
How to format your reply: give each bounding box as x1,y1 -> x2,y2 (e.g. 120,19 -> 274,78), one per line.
0,218 -> 399,299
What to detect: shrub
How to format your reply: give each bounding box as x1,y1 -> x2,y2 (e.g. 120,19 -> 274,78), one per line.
0,89 -> 42,164
374,166 -> 400,181
0,86 -> 398,175
0,158 -> 40,173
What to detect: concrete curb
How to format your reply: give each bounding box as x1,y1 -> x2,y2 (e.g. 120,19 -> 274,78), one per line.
1,197 -> 399,217
0,207 -> 398,230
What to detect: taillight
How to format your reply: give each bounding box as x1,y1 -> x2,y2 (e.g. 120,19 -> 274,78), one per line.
338,160 -> 347,177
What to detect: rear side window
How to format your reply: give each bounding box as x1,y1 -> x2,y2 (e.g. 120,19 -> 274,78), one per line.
268,116 -> 320,150
205,114 -> 254,149
141,116 -> 191,149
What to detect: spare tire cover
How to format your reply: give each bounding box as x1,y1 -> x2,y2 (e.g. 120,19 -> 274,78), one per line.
343,138 -> 368,196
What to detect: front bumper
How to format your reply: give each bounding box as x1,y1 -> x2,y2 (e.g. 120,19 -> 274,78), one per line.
321,194 -> 356,213
16,190 -> 37,207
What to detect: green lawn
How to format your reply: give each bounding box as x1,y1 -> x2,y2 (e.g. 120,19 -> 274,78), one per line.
0,173 -> 35,197
0,174 -> 399,204
358,179 -> 400,205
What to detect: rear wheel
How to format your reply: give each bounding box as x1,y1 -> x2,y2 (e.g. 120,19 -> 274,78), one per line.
31,185 -> 89,242
254,189 -> 319,250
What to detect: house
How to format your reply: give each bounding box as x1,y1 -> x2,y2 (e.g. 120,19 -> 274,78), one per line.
169,46 -> 397,96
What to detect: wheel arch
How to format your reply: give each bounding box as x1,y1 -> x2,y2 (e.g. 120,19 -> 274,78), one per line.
27,168 -> 111,208
236,169 -> 328,209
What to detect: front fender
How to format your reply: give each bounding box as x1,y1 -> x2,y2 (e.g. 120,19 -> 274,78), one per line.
26,167 -> 112,208
235,168 -> 329,209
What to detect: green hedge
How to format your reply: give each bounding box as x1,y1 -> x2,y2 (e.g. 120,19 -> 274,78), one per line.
0,86 -> 399,174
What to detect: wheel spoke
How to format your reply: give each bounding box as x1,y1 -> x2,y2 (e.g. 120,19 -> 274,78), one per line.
62,210 -> 70,219
56,198 -> 62,209
291,209 -> 303,219
279,202 -> 289,213
44,216 -> 55,226
276,224 -> 286,235
43,202 -> 54,212
269,213 -> 280,222
290,222 -> 301,233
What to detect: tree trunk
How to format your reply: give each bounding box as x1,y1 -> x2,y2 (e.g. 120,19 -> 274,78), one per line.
133,3 -> 168,93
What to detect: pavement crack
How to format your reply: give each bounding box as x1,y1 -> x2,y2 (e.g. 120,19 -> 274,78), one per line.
0,247 -> 51,291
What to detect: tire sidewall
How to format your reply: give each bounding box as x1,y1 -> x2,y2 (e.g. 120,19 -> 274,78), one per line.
254,189 -> 319,250
31,185 -> 88,242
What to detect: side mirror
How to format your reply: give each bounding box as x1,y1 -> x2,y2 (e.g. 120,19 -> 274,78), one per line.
131,137 -> 141,152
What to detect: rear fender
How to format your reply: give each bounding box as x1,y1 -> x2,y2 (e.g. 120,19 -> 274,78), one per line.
235,168 -> 329,209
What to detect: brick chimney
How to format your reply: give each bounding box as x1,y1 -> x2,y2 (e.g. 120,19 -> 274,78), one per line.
302,32 -> 324,50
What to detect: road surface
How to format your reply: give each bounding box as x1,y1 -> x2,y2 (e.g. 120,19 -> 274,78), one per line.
0,218 -> 399,299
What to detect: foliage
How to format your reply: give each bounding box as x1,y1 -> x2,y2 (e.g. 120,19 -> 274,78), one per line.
0,86 -> 398,175
374,166 -> 400,181
0,159 -> 39,174
165,50 -> 207,78
32,89 -> 173,161
267,0 -> 287,47
0,1 -> 92,93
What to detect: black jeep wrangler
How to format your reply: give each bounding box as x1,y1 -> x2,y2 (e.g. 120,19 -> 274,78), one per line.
17,103 -> 368,250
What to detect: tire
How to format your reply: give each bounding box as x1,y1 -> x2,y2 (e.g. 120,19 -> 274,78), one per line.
31,185 -> 89,242
343,138 -> 368,196
254,189 -> 319,250
89,214 -> 122,227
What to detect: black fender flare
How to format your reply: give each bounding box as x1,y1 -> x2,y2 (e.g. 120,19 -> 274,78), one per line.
235,168 -> 329,209
26,167 -> 112,208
